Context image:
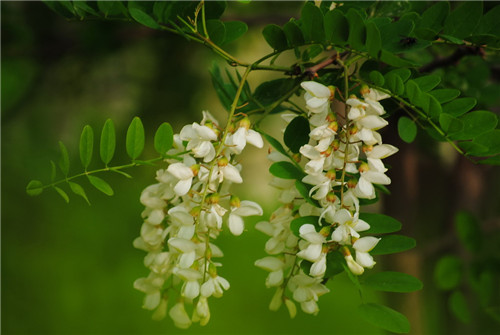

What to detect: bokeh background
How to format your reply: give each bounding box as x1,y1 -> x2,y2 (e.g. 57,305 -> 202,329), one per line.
2,1 -> 500,334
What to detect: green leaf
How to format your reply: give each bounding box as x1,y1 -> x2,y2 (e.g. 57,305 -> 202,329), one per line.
358,303 -> 410,334
444,1 -> 483,39
386,68 -> 412,83
54,186 -> 69,203
363,271 -> 423,293
295,180 -> 320,208
262,24 -> 288,51
283,20 -> 305,47
87,175 -> 114,196
477,155 -> 500,166
58,141 -> 70,176
68,181 -> 90,205
290,216 -> 320,237
346,8 -> 366,50
397,116 -> 417,143
284,116 -> 310,153
269,161 -> 304,180
301,2 -> 325,43
425,94 -> 443,119
365,22 -> 382,58
369,71 -> 384,87
26,180 -> 43,196
128,2 -> 160,29
418,1 -> 449,33
475,5 -> 500,35
473,129 -> 500,156
98,1 -> 127,17
79,125 -> 94,170
100,119 -> 116,165
126,117 -> 145,160
413,75 -> 441,92
454,211 -> 482,253
451,111 -> 498,141
261,133 -> 288,157
429,89 -> 460,104
405,80 -> 423,106
434,255 -> 462,290
385,73 -> 404,96
324,10 -> 349,45
360,213 -> 402,234
442,98 -> 477,117
254,78 -> 298,106
325,251 -> 345,278
380,51 -> 415,68
371,235 -> 416,255
223,21 -> 248,44
439,113 -> 464,134
50,160 -> 57,182
206,19 -> 226,46
449,290 -> 471,324
73,1 -> 98,16
154,122 -> 174,156
111,169 -> 133,179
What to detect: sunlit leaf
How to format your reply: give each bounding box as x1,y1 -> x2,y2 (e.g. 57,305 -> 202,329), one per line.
358,303 -> 410,334
363,271 -> 423,293
154,122 -> 174,156
68,181 -> 90,205
100,119 -> 116,165
58,141 -> 70,176
54,186 -> 69,203
269,161 -> 304,180
79,125 -> 94,170
126,117 -> 145,160
371,235 -> 416,255
360,213 -> 402,234
397,116 -> 417,143
26,180 -> 43,196
87,175 -> 114,196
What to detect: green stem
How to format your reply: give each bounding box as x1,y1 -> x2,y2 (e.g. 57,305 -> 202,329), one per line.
39,156 -> 170,191
338,60 -> 351,206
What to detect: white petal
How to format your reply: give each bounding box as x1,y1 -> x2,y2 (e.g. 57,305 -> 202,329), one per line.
143,291 -> 161,310
246,129 -> 264,148
369,144 -> 399,159
345,255 -> 364,275
174,178 -> 192,196
222,164 -> 243,183
364,171 -> 391,185
255,257 -> 285,272
200,280 -> 215,297
353,219 -> 370,232
183,280 -> 200,300
301,81 -> 331,98
169,302 -> 192,329
357,176 -> 375,198
179,125 -> 195,141
167,162 -> 193,180
333,209 -> 352,225
228,213 -> 245,236
353,236 -> 380,252
358,115 -> 388,130
310,255 -> 327,277
193,123 -> 217,140
234,200 -> 263,216
307,97 -> 329,110
297,243 -> 322,262
299,224 -> 317,236
356,251 -> 376,268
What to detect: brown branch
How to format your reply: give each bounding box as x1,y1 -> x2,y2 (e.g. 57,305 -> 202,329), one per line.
419,45 -> 483,73
304,51 -> 347,78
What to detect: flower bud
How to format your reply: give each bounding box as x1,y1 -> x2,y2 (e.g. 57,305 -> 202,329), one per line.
331,139 -> 340,151
362,144 -> 373,153
285,298 -> 297,318
326,192 -> 337,203
321,146 -> 333,158
325,169 -> 336,180
326,112 -> 337,122
239,117 -> 251,130
319,226 -> 331,237
269,287 -> 283,311
347,179 -> 357,189
206,193 -> 220,204
217,157 -> 229,167
230,195 -> 241,208
358,162 -> 369,173
190,164 -> 200,176
328,121 -> 339,132
292,153 -> 301,163
328,85 -> 336,100
208,263 -> 218,278
349,125 -> 358,135
360,85 -> 370,96
190,206 -> 201,217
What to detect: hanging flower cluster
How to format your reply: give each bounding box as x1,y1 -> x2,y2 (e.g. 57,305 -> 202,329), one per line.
255,81 -> 398,317
133,111 -> 263,328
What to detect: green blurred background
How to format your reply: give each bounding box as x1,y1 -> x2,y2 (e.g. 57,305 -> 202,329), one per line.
2,1 -> 500,334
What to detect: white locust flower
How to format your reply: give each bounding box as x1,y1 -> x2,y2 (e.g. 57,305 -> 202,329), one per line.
200,275 -> 230,298
353,236 -> 380,269
331,209 -> 370,245
254,256 -> 286,287
169,301 -> 192,329
167,162 -> 197,196
225,118 -> 263,154
288,273 -> 329,315
228,198 -> 263,236
133,272 -> 165,310
179,122 -> 217,162
174,268 -> 202,300
296,224 -> 328,277
354,162 -> 391,199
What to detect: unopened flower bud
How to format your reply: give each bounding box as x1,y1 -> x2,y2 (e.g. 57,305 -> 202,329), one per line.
349,125 -> 358,135
328,121 -> 338,132
320,226 -> 331,237
239,117 -> 251,130
228,123 -> 236,133
325,169 -> 336,180
347,179 -> 357,188
292,153 -> 301,163
322,146 -> 333,157
206,193 -> 220,204
205,246 -> 213,260
328,85 -> 336,100
359,162 -> 369,173
360,85 -> 370,96
326,112 -> 337,122
190,164 -> 200,176
230,195 -> 241,208
326,192 -> 337,203
217,157 -> 229,167
362,144 -> 373,153
190,206 -> 201,217
208,263 -> 218,277
331,139 -> 340,151
284,298 -> 297,319
269,287 -> 283,311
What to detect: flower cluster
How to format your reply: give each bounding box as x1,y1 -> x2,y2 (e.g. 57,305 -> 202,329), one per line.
255,81 -> 398,317
134,111 -> 263,328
